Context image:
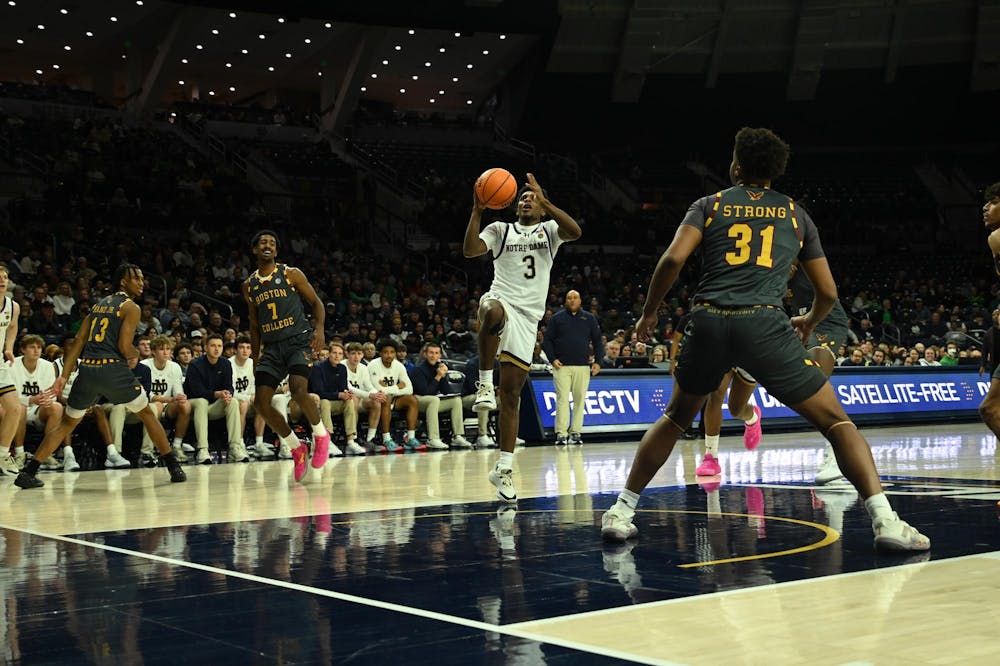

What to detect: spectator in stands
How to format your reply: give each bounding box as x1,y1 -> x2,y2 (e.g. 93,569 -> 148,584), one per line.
940,342 -> 960,367
542,290 -> 603,445
600,340 -> 621,368
842,348 -> 866,366
409,342 -> 472,450
51,281 -> 75,318
869,349 -> 891,367
446,317 -> 475,357
362,342 -> 377,364
927,311 -> 948,344
27,301 -> 68,346
183,333 -> 246,464
651,345 -> 667,363
136,302 -> 162,337
309,342 -> 365,456
159,298 -> 189,330
919,347 -> 941,366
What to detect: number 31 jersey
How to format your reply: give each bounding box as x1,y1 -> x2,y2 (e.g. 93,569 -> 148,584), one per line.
479,219 -> 564,321
683,186 -> 823,308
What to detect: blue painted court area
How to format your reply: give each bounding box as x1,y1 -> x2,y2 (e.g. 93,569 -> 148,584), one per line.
5,480 -> 1000,664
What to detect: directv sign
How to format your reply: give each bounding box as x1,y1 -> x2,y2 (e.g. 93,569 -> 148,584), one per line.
523,367 -> 985,436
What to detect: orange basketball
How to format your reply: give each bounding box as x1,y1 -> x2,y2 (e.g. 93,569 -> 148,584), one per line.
475,168 -> 518,209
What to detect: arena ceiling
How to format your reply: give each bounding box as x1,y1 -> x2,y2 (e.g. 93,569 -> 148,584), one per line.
1,0 -> 996,114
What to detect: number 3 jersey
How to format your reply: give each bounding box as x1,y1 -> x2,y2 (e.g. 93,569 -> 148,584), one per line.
682,186 -> 823,307
479,219 -> 564,321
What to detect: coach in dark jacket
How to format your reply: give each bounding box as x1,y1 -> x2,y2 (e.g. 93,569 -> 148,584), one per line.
183,333 -> 243,463
542,290 -> 603,445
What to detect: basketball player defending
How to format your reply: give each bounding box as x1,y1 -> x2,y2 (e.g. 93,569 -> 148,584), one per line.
601,128 -> 929,552
464,174 -> 581,502
244,230 -> 330,483
15,264 -> 187,489
977,183 -> 1000,437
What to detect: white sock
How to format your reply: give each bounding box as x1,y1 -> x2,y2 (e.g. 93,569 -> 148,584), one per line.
347,437 -> 356,444
497,450 -> 513,471
282,432 -> 300,449
382,432 -> 392,442
479,370 -> 493,386
704,434 -> 720,456
172,437 -> 183,447
106,445 -> 119,456
406,429 -> 416,440
366,428 -> 376,442
744,409 -> 759,426
864,492 -> 894,522
14,446 -> 24,456
617,488 -> 640,511
312,421 -> 327,436
255,436 -> 264,446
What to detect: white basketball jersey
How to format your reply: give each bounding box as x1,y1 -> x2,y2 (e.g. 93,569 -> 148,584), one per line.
12,356 -> 56,405
141,358 -> 185,398
480,219 -> 564,320
0,296 -> 12,330
229,356 -> 254,400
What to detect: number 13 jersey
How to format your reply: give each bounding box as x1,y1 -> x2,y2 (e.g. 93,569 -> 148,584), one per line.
479,219 -> 564,321
683,186 -> 823,308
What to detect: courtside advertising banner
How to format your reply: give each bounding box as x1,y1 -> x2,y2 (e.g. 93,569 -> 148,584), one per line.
526,368 -> 985,433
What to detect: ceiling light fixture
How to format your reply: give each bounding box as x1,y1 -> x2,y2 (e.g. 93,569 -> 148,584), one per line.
454,32 -> 460,37
229,12 -> 236,18
370,73 -> 377,78
178,80 -> 184,85
467,64 -> 473,69
16,38 -> 23,44
325,22 -> 332,28
304,38 -> 311,44
225,62 -> 232,67
35,69 -> 43,74
85,31 -> 93,37
229,86 -> 235,91
212,29 -> 219,35
411,75 -> 418,80
195,44 -> 203,49
63,45 -> 71,50
209,91 -> 215,95
267,66 -> 274,71
439,47 -> 445,53
424,61 -> 431,67
277,17 -> 284,23
467,100 -> 472,105
284,52 -> 291,58
360,86 -> 366,91
438,90 -> 444,94
408,29 -> 415,35
60,8 -> 68,14
52,64 -> 60,69
429,98 -> 435,103
394,45 -> 401,51
241,48 -> 248,54
382,59 -> 388,65
482,49 -> 489,55
109,16 -> 117,22
452,77 -> 458,82
499,34 -> 507,39
258,33 -> 265,39
37,24 -> 45,29
399,88 -> 405,93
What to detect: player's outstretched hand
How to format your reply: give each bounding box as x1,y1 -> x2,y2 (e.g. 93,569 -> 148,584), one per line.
525,173 -> 549,208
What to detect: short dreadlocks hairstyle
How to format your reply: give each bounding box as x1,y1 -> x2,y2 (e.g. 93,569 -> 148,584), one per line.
114,263 -> 142,289
734,127 -> 790,182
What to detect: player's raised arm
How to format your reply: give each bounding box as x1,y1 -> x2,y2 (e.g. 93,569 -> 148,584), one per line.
463,191 -> 489,258
526,173 -> 581,241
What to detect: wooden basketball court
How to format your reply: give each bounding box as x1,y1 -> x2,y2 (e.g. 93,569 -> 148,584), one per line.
2,421 -> 998,664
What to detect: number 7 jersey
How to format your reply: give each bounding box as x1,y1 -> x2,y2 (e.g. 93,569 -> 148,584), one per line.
684,186 -> 824,307
479,219 -> 565,321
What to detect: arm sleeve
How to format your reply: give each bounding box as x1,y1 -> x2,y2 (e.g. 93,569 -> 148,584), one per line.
170,363 -> 184,396
220,360 -> 234,394
590,315 -> 604,360
541,314 -> 558,362
41,360 -> 57,392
